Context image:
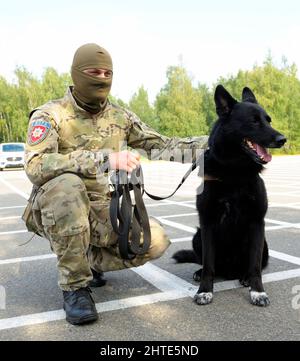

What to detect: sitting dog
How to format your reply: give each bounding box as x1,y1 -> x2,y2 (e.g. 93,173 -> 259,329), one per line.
173,85 -> 286,306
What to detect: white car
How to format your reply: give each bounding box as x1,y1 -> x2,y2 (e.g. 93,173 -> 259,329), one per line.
0,142 -> 25,170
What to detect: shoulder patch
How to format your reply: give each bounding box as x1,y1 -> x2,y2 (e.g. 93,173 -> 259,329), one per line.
27,119 -> 52,145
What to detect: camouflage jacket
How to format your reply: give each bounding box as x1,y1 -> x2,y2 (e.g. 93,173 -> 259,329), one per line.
25,87 -> 208,192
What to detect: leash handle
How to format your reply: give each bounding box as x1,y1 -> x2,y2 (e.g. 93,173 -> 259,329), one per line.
109,169 -> 151,260
109,154 -> 202,260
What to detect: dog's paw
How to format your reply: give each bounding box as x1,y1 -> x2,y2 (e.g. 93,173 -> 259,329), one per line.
194,292 -> 213,305
250,291 -> 270,307
193,269 -> 202,282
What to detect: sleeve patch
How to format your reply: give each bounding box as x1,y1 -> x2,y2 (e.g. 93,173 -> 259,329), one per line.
27,119 -> 52,145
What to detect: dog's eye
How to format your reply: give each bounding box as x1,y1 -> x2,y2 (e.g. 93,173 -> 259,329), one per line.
266,116 -> 271,123
253,115 -> 261,124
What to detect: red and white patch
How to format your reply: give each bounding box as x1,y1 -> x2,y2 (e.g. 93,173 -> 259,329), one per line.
27,120 -> 51,145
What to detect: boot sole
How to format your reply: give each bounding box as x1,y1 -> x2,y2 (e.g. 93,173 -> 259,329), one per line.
66,312 -> 99,325
63,303 -> 99,325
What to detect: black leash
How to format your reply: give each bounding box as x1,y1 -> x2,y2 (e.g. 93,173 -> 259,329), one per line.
143,155 -> 202,201
109,155 -> 203,260
109,168 -> 151,260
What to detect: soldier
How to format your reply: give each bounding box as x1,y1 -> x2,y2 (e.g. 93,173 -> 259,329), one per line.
22,43 -> 208,325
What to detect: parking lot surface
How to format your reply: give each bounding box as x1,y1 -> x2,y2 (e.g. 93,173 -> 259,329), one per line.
0,156 -> 299,341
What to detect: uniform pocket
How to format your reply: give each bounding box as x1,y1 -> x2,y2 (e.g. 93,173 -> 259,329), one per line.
41,210 -> 56,226
88,192 -> 117,248
40,206 -> 89,237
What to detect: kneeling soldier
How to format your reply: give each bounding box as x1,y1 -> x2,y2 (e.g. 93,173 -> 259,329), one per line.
22,43 -> 208,325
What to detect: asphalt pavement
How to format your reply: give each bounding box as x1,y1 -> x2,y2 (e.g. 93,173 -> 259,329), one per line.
0,156 -> 299,341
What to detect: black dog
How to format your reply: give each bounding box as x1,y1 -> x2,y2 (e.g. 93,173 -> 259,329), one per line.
173,85 -> 286,306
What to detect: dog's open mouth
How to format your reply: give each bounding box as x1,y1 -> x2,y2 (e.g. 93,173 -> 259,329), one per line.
243,139 -> 272,164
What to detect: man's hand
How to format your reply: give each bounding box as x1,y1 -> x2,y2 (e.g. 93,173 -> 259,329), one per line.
109,150 -> 141,173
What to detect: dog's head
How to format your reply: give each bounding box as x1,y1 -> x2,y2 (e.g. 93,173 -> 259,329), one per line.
210,85 -> 286,166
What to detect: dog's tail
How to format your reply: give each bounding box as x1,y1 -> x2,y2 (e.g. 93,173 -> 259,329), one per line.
172,250 -> 199,264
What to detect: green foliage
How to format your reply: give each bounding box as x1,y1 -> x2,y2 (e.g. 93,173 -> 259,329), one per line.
0,57 -> 300,153
128,86 -> 158,129
0,67 -> 71,142
154,66 -> 208,137
108,94 -> 128,109
197,83 -> 216,131
216,58 -> 300,153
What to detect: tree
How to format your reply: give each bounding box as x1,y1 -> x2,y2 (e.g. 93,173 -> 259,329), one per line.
216,57 -> 300,153
155,66 -> 208,137
128,86 -> 157,129
0,67 -> 71,142
108,94 -> 128,109
197,83 -> 216,131
0,58 -> 299,153
40,67 -> 71,103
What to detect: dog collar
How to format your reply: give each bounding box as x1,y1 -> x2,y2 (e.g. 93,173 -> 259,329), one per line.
204,174 -> 221,181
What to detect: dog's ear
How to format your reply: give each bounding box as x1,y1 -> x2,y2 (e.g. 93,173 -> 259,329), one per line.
214,85 -> 237,117
242,87 -> 258,104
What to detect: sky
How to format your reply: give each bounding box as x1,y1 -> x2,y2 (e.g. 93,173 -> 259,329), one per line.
0,0 -> 300,103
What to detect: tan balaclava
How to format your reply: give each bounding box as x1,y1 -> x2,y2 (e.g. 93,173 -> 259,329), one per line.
71,43 -> 113,114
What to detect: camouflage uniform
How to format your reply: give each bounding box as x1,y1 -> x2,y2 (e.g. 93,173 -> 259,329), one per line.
23,87 -> 208,291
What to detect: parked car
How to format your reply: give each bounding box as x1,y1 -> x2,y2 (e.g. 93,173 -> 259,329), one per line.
0,142 -> 25,170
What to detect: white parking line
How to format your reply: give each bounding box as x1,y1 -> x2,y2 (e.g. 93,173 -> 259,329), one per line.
0,254 -> 56,265
160,212 -> 197,219
266,225 -> 294,231
145,200 -> 196,208
0,161 -> 299,334
1,215 -> 298,237
0,206 -> 26,210
269,204 -> 300,210
160,200 -> 197,209
143,261 -> 298,295
267,189 -> 300,194
0,237 -> 193,266
269,250 -> 300,266
269,202 -> 300,207
268,185 -> 300,189
0,177 -> 29,200
157,216 -> 300,233
0,216 -> 21,221
0,290 -> 182,331
0,230 -> 28,236
133,263 -> 195,296
1,265 -> 300,331
265,218 -> 293,226
0,214 -> 300,236
157,217 -> 196,233
170,236 -> 192,243
215,268 -> 300,291
159,199 -> 300,212
2,246 -> 299,268
265,218 -> 300,229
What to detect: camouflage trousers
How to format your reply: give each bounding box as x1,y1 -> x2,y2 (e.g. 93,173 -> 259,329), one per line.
23,173 -> 170,291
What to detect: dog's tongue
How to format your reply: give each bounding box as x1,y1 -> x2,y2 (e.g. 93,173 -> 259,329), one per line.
253,143 -> 272,162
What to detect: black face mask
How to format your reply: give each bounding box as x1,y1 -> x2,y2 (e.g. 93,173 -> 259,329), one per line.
71,43 -> 113,114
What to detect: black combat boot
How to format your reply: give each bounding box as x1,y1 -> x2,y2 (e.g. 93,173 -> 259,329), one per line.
88,268 -> 107,287
63,287 -> 98,325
